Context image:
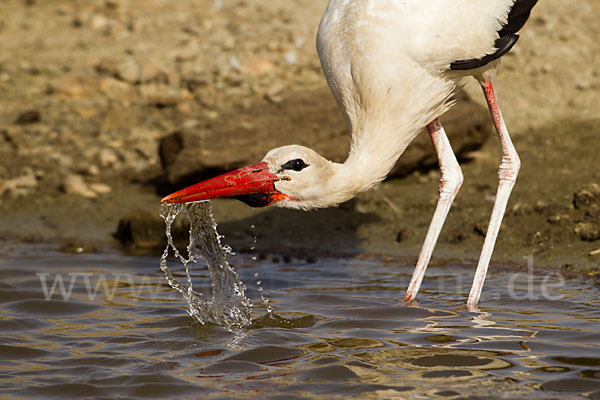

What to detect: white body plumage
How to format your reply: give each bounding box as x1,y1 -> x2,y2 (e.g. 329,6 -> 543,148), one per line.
267,0 -> 516,210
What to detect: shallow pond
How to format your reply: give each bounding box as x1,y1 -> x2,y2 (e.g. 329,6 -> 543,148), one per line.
0,243 -> 599,399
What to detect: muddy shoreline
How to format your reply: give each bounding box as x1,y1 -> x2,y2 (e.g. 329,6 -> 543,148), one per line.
0,0 -> 599,280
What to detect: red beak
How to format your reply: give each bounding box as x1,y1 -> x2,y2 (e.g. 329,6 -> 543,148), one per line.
160,162 -> 287,207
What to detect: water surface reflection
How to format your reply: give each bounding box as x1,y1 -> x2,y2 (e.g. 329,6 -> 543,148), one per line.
0,246 -> 599,399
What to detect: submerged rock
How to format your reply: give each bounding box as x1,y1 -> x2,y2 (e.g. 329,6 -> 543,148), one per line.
115,210 -> 165,249
114,210 -> 189,250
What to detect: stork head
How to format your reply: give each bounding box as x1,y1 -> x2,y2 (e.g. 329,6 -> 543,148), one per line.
161,145 -> 342,210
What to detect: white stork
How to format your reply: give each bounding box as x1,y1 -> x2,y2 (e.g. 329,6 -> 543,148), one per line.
162,0 -> 539,307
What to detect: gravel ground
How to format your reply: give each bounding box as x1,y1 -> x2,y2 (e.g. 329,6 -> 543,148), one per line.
0,0 -> 599,276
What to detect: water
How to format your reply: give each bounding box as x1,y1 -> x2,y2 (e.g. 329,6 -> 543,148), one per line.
0,243 -> 599,398
159,202 -> 251,329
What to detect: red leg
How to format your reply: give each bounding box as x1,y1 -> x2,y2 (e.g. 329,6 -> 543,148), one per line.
405,118 -> 463,302
467,80 -> 520,308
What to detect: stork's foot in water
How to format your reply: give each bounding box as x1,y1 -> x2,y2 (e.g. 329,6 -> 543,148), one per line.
395,298 -> 419,308
467,79 -> 520,307
405,118 -> 463,303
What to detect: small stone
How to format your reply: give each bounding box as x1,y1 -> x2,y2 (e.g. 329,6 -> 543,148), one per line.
474,221 -> 504,237
222,37 -> 236,50
87,165 -> 100,176
89,183 -> 112,194
575,79 -> 592,91
534,200 -> 551,214
244,57 -> 276,75
265,82 -> 284,103
168,40 -> 201,61
139,83 -> 192,106
284,50 -> 297,65
139,61 -> 166,83
201,20 -> 213,30
73,107 -> 98,119
540,64 -> 553,74
182,119 -> 200,129
99,77 -> 130,97
206,110 -> 219,120
0,169 -> 38,196
15,110 -> 41,125
509,202 -> 534,216
99,148 -> 119,168
354,202 -> 370,214
48,152 -> 73,167
417,174 -> 429,184
573,184 -> 600,217
62,174 -> 96,198
116,58 -> 141,83
229,56 -> 242,70
547,213 -> 573,225
474,222 -> 487,237
91,15 -> 108,30
574,222 -> 600,242
53,76 -> 86,98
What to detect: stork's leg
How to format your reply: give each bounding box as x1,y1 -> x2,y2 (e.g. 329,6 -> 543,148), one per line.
467,80 -> 521,308
405,118 -> 463,302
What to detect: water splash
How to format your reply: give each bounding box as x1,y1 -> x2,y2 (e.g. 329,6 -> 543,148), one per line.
249,224 -> 273,314
159,201 -> 252,329
254,271 -> 273,314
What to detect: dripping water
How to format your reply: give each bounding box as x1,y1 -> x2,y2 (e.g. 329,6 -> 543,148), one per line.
249,224 -> 273,314
159,201 -> 252,329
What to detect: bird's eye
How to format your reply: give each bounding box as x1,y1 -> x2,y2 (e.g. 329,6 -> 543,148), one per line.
281,158 -> 308,172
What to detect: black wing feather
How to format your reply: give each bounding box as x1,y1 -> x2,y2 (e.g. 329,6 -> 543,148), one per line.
450,0 -> 539,71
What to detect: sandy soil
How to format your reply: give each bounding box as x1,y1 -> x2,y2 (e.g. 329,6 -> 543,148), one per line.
0,0 -> 599,276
